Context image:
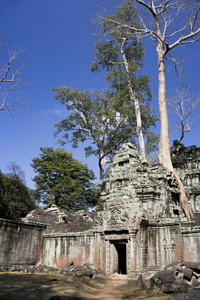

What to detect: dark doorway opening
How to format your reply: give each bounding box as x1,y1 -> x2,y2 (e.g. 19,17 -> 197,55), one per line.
115,243 -> 127,274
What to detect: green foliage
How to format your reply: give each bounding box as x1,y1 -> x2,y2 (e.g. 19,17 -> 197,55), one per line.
31,147 -> 98,211
0,167 -> 37,221
91,0 -> 159,155
52,0 -> 158,183
53,87 -> 138,158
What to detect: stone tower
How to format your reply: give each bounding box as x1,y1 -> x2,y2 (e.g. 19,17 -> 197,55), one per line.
98,143 -> 183,277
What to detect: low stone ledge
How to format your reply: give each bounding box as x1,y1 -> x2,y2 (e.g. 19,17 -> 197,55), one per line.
0,218 -> 46,229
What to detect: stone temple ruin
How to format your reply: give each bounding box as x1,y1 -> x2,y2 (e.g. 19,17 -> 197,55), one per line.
1,142 -> 200,280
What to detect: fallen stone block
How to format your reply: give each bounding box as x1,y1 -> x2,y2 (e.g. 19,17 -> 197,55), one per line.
182,267 -> 193,280
155,269 -> 177,284
185,288 -> 200,300
136,274 -> 148,289
171,293 -> 186,300
74,265 -> 85,271
162,282 -> 182,293
184,262 -> 200,273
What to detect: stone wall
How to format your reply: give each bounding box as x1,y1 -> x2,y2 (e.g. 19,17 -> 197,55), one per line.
171,141 -> 200,212
0,218 -> 45,265
1,142 -> 200,278
21,207 -> 101,268
42,231 -> 100,268
181,223 -> 200,262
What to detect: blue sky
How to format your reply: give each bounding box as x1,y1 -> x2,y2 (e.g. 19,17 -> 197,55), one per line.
0,0 -> 200,189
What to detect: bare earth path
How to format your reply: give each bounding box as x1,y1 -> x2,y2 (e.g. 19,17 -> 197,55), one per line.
90,274 -> 129,299
82,274 -> 171,300
0,272 -> 171,300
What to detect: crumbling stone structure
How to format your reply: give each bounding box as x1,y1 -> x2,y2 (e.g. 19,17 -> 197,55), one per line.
171,141 -> 200,214
0,218 -> 45,265
1,142 -> 200,280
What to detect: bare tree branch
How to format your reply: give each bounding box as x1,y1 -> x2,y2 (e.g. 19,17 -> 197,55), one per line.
103,0 -> 200,220
0,42 -> 27,119
191,7 -> 200,32
168,28 -> 200,52
168,87 -> 200,143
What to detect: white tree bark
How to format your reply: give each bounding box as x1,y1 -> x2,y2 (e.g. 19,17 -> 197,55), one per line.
154,7 -> 193,221
100,0 -> 200,220
121,38 -> 146,161
99,152 -> 107,184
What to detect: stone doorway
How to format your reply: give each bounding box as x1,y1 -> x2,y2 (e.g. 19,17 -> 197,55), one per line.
110,241 -> 127,275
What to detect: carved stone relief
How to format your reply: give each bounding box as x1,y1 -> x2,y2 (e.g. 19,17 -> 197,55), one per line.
107,207 -> 128,227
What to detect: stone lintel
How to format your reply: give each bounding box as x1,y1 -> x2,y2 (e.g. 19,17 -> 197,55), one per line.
105,226 -> 127,232
104,234 -> 129,241
43,230 -> 95,238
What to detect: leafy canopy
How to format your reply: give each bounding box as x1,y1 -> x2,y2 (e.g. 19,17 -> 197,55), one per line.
53,87 -> 138,158
0,166 -> 37,220
31,147 -> 98,211
52,0 -> 158,183
91,0 -> 159,155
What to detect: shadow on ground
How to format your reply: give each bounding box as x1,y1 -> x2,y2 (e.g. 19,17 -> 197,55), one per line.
0,272 -> 171,300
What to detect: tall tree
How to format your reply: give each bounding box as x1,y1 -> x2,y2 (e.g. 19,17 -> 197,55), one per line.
53,1 -> 158,182
0,41 -> 26,119
0,165 -> 37,220
91,0 -> 156,161
99,0 -> 200,220
53,87 -> 157,183
31,147 -> 98,211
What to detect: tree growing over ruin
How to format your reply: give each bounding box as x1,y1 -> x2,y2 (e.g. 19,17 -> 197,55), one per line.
168,87 -> 200,144
97,0 -> 200,220
0,41 -> 26,119
31,147 -> 98,211
91,0 -> 158,161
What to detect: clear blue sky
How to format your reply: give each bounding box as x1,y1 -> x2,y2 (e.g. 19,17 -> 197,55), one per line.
0,0 -> 200,189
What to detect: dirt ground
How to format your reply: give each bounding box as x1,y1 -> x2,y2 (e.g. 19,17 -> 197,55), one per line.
0,272 -> 172,300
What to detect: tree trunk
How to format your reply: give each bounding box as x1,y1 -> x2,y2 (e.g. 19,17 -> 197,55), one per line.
156,25 -> 193,221
99,152 -> 107,184
121,39 -> 146,161
177,120 -> 185,144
